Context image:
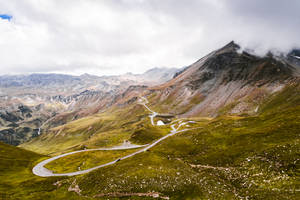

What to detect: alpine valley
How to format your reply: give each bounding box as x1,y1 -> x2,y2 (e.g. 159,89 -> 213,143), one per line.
0,42 -> 299,200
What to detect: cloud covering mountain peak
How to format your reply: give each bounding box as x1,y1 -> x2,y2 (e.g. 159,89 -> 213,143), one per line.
0,0 -> 299,75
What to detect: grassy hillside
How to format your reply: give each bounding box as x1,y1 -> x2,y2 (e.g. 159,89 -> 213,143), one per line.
74,85 -> 299,199
20,103 -> 172,155
0,142 -> 90,200
1,83 -> 299,199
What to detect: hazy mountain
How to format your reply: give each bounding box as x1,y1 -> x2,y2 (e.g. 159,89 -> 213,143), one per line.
0,67 -> 179,145
3,42 -> 299,200
3,42 -> 299,145
21,41 -> 300,152
140,67 -> 180,83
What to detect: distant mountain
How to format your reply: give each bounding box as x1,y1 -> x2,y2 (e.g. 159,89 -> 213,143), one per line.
140,67 -> 180,83
0,67 -> 179,94
0,68 -> 179,145
8,42 -> 300,200
2,41 -> 300,146
0,74 -> 80,87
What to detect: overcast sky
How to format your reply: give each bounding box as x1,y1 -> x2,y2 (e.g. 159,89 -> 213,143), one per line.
0,0 -> 299,76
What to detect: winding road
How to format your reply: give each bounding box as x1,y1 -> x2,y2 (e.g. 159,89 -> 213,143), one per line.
32,97 -> 195,177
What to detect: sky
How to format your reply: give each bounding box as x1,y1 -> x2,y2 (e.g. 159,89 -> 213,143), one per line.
0,14 -> 12,20
0,0 -> 299,76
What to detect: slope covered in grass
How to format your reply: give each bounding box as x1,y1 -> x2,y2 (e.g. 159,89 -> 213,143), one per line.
2,83 -> 299,199
20,103 -> 167,155
21,100 -> 174,156
68,84 -> 299,200
0,142 -> 91,200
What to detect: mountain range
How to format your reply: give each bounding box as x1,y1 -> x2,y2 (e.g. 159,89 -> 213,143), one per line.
0,41 -> 299,200
0,67 -> 179,145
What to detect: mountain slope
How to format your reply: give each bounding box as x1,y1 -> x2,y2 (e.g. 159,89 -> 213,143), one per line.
146,41 -> 299,117
76,90 -> 300,199
17,82 -> 300,200
21,41 -> 300,155
0,68 -> 179,145
2,42 -> 300,199
0,141 -> 92,199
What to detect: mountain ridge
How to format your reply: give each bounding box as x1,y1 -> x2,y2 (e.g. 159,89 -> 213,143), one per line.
0,67 -> 180,145
1,42 -> 299,146
144,41 -> 299,117
2,41 -> 299,200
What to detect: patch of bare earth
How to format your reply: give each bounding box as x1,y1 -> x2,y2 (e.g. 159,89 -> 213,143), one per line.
189,164 -> 233,171
68,179 -> 82,195
94,192 -> 169,199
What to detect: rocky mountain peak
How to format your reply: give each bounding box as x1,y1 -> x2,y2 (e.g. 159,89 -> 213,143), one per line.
215,41 -> 240,54
189,42 -> 297,88
148,42 -> 299,117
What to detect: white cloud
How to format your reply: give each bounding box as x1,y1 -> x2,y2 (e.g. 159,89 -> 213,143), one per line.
0,0 -> 299,75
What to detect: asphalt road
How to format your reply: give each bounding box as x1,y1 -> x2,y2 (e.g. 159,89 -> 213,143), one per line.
32,97 -> 194,177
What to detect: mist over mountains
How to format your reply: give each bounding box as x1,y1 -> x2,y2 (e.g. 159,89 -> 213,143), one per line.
1,41 -> 299,146
0,67 -> 180,145
1,1 -> 300,76
0,0 -> 300,199
0,39 -> 299,199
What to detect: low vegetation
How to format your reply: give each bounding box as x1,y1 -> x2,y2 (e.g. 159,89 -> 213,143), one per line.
20,104 -> 149,155
0,142 -> 89,200
75,93 -> 299,199
1,84 -> 299,199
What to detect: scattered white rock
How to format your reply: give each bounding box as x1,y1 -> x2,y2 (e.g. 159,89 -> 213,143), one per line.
157,120 -> 165,126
